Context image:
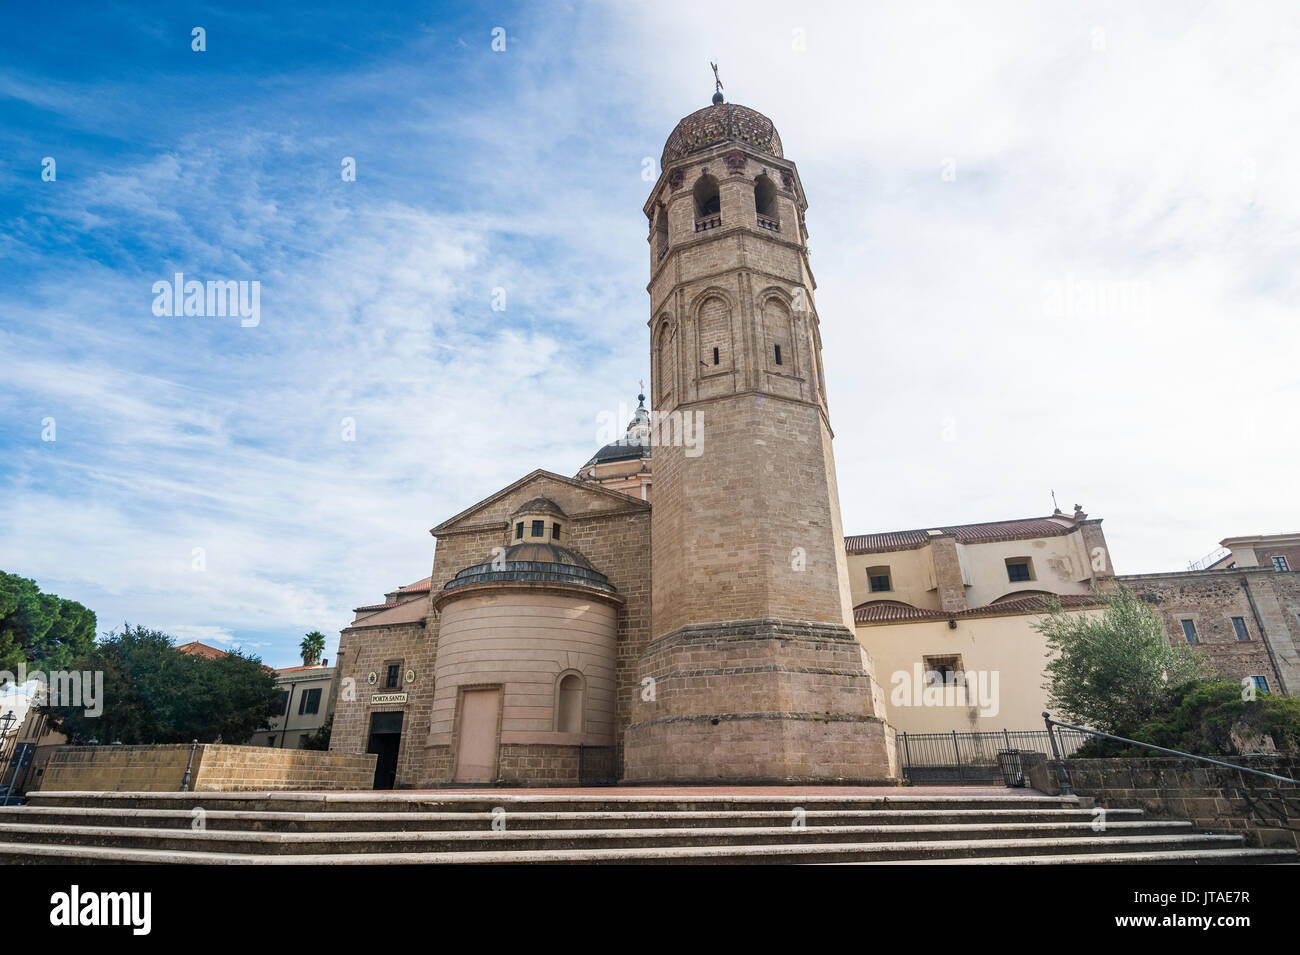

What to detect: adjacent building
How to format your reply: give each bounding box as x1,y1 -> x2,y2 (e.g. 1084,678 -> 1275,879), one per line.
1123,533 -> 1300,697
260,662 -> 337,750
849,507 -> 1111,733
2,708 -> 66,793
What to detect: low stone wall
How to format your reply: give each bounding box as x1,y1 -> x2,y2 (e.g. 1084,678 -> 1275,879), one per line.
1064,755 -> 1300,851
35,745 -> 194,793
36,744 -> 376,793
192,745 -> 376,792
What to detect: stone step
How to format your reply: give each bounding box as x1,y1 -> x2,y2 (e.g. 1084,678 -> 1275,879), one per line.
0,805 -> 1144,832
833,848 -> 1299,865
11,789 -> 1292,865
0,833 -> 1276,865
21,791 -> 1085,815
0,821 -> 1226,857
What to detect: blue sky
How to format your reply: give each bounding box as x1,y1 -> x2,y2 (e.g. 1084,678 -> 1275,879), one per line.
2,1 -> 1298,669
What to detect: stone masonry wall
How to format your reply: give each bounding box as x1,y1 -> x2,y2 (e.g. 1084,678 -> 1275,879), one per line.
37,744 -> 376,793
330,618 -> 434,789
1066,755 -> 1300,851
193,744 -> 375,792
1122,568 -> 1300,694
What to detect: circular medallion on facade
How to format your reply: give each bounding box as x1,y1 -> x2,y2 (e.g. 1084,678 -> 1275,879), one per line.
405,668 -> 416,684
367,671 -> 377,686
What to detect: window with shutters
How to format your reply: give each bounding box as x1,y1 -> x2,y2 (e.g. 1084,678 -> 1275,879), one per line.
1006,559 -> 1034,583
299,687 -> 322,715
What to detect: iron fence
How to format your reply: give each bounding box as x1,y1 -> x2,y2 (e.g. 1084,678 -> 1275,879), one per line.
898,728 -> 1093,785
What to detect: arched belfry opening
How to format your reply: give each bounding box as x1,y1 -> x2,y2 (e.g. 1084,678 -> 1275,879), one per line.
654,205 -> 669,263
754,174 -> 778,221
693,174 -> 720,223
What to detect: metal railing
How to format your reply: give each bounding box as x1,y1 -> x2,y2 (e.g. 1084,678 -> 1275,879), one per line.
1188,546 -> 1231,571
1042,712 -> 1300,796
897,728 -> 1092,784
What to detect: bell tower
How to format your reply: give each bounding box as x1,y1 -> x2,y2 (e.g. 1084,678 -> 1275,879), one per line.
623,86 -> 897,783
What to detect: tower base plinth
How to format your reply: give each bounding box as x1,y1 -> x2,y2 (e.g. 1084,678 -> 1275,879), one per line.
621,618 -> 900,784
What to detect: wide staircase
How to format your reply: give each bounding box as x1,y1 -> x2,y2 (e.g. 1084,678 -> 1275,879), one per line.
0,788 -> 1293,864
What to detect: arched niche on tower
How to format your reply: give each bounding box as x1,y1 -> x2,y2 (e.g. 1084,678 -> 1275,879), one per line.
809,320 -> 827,407
689,287 -> 737,379
654,315 -> 677,409
756,287 -> 799,379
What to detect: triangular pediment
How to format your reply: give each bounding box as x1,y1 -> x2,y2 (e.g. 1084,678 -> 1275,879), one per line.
430,469 -> 648,536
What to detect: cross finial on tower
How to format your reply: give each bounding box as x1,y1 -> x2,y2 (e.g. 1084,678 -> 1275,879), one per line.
710,62 -> 724,104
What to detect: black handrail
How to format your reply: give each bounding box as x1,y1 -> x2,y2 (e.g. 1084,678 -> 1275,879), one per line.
1042,712 -> 1300,796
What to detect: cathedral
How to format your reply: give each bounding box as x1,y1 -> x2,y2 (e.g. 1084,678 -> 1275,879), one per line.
328,89 -> 899,788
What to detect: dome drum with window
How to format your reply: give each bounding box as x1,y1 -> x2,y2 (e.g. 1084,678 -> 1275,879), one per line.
510,497 -> 567,543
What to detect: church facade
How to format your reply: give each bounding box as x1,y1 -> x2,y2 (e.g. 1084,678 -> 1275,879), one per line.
328,91 -> 899,788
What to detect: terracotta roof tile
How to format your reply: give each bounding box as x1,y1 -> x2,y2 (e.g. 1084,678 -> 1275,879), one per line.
853,592 -> 1104,624
846,516 -> 1078,554
175,641 -> 230,660
853,601 -> 945,623
396,577 -> 432,593
354,600 -> 401,613
959,592 -> 1104,617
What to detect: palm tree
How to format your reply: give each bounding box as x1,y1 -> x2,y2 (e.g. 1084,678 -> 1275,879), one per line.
299,631 -> 326,667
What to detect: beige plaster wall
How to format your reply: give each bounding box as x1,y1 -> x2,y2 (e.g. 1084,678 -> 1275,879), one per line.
847,546 -> 939,610
855,610 -> 1102,733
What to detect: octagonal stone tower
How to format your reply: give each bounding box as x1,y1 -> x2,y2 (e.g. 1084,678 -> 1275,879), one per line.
622,93 -> 897,783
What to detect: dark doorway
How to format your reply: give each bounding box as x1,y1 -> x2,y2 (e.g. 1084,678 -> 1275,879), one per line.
366,711 -> 404,790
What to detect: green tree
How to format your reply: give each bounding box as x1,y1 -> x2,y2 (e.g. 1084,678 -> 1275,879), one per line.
0,571 -> 97,680
299,630 -> 326,666
43,624 -> 281,744
1035,584 -> 1213,736
1075,680 -> 1300,757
